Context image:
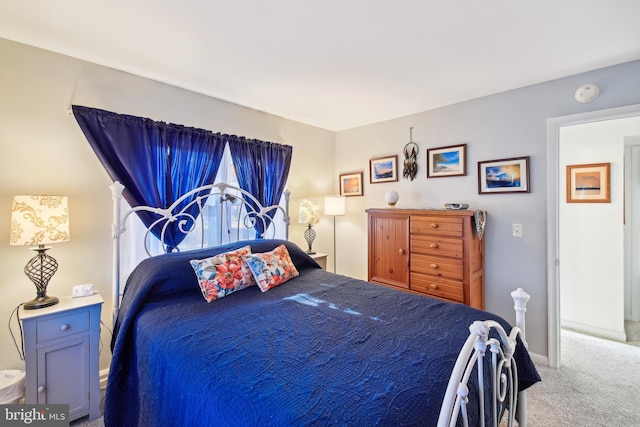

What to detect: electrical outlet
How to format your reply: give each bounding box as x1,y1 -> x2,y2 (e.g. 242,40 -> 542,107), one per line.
512,224 -> 523,238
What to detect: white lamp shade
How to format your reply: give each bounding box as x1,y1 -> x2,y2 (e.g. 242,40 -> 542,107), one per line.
298,199 -> 320,225
10,195 -> 70,246
324,195 -> 346,216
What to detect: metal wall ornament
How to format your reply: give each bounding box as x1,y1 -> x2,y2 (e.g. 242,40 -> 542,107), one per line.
403,127 -> 419,181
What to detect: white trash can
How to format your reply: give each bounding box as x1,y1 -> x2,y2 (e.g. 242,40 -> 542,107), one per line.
0,370 -> 26,404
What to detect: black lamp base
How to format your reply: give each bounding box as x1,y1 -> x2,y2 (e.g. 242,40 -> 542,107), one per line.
304,224 -> 316,254
23,295 -> 59,310
23,245 -> 60,310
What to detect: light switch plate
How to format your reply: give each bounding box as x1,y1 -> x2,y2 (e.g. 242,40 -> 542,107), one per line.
512,224 -> 523,238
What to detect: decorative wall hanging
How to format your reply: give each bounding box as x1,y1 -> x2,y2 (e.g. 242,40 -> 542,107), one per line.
478,156 -> 530,194
339,171 -> 364,196
403,127 -> 419,181
566,162 -> 610,203
370,155 -> 398,183
427,144 -> 467,178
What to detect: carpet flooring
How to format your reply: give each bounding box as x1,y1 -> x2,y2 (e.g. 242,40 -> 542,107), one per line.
71,327 -> 640,426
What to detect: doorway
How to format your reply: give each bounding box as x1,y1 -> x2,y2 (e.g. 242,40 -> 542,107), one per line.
547,104 -> 640,369
625,137 -> 640,323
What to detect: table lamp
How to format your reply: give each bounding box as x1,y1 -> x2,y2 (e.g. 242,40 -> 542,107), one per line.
10,195 -> 70,309
298,199 -> 320,254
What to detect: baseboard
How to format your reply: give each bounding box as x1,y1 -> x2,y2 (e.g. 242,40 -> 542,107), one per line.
100,368 -> 109,388
528,351 -> 548,367
561,320 -> 627,342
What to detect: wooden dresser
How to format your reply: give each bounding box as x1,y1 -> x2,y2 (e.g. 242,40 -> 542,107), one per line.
367,209 -> 485,309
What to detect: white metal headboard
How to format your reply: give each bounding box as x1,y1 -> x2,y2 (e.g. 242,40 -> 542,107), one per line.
110,181 -> 290,325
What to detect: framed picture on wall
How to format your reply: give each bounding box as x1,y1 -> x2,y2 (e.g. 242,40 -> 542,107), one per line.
369,155 -> 398,183
339,171 -> 364,196
427,143 -> 467,178
478,156 -> 530,194
566,162 -> 610,203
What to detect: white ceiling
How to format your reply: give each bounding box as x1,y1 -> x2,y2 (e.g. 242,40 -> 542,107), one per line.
1,0 -> 640,131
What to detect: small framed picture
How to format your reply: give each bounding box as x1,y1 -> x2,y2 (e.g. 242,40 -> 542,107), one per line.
427,143 -> 467,178
478,156 -> 530,194
340,171 -> 364,196
370,155 -> 398,184
566,162 -> 610,203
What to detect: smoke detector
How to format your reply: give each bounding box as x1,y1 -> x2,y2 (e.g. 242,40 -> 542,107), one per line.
575,84 -> 600,103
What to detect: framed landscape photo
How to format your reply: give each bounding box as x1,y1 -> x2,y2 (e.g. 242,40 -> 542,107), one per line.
478,156 -> 530,194
427,143 -> 467,178
370,155 -> 398,183
339,171 -> 364,196
566,162 -> 610,203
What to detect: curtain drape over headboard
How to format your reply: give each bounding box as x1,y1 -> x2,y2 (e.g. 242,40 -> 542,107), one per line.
229,137 -> 293,237
72,105 -> 292,249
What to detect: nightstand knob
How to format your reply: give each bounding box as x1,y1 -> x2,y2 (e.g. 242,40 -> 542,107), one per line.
60,324 -> 70,331
430,243 -> 438,248
37,386 -> 45,393
398,248 -> 405,254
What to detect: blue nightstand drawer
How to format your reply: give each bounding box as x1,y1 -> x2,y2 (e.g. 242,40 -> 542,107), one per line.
37,311 -> 89,343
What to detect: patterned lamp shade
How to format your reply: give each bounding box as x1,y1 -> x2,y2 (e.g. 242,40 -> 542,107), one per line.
298,199 -> 320,225
10,195 -> 70,246
10,195 -> 70,310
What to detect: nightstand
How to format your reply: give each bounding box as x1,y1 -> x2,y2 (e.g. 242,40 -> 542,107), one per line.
19,293 -> 103,422
309,252 -> 328,270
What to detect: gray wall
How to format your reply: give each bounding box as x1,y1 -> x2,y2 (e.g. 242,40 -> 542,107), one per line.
334,60 -> 640,358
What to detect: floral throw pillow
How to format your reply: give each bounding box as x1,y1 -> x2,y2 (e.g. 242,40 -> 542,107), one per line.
190,245 -> 256,302
242,244 -> 299,292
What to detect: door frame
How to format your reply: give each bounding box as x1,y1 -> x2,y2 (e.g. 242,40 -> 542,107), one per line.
547,104 -> 640,368
625,138 -> 640,322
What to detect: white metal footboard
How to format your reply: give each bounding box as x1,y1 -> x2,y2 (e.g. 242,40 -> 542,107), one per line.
438,288 -> 530,427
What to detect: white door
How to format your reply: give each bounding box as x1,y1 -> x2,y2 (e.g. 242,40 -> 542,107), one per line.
625,136 -> 640,321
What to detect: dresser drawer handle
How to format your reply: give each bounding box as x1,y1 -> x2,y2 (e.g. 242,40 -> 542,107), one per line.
399,248 -> 405,254
38,386 -> 45,393
60,324 -> 70,331
430,263 -> 439,269
429,243 -> 438,248
429,223 -> 438,228
429,284 -> 439,290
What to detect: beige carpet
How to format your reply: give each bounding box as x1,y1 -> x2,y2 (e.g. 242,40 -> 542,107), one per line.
526,328 -> 640,426
71,328 -> 640,426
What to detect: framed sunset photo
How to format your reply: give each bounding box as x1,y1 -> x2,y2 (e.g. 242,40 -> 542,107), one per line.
566,162 -> 610,203
478,156 -> 530,194
369,155 -> 398,184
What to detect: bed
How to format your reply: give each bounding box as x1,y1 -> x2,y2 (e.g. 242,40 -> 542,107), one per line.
104,182 -> 540,427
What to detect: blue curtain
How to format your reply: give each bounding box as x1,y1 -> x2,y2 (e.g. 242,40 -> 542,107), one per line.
72,105 -> 226,251
228,137 -> 293,236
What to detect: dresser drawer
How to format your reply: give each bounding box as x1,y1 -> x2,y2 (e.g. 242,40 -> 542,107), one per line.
410,216 -> 462,237
37,311 -> 90,343
411,235 -> 463,258
411,254 -> 463,280
411,273 -> 464,302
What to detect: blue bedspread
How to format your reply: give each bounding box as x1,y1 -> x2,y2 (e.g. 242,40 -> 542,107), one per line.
105,240 -> 539,426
